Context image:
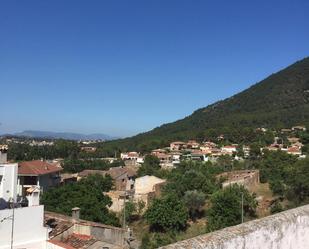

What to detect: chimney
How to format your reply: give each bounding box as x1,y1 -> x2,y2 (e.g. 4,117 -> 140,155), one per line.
0,145 -> 8,164
72,207 -> 80,222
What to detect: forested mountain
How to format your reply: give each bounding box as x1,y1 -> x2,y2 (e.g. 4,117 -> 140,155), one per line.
103,57 -> 309,153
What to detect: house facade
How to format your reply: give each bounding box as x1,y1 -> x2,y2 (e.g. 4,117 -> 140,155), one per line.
0,150 -> 49,249
134,175 -> 166,208
170,141 -> 186,151
17,160 -> 62,196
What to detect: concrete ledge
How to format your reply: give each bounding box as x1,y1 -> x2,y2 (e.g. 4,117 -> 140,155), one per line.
161,204 -> 309,249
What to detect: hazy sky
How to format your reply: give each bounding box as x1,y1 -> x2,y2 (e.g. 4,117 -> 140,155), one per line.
1,0 -> 308,137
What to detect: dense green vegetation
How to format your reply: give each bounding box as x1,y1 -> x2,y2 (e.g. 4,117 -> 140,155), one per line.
137,155 -> 161,177
41,174 -> 119,226
255,151 -> 309,205
61,158 -> 124,173
183,190 -> 206,221
4,138 -> 118,161
7,139 -> 80,161
5,139 -> 124,173
207,185 -> 257,231
145,193 -> 188,232
100,57 -> 309,154
138,148 -> 309,248
138,160 -> 257,248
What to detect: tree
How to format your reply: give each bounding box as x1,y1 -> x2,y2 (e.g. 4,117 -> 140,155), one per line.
61,158 -> 124,173
121,201 -> 136,223
299,132 -> 309,144
137,155 -> 161,177
269,179 -> 286,196
236,145 -> 245,158
183,190 -> 206,220
249,143 -> 261,159
41,174 -> 119,226
136,200 -> 146,216
163,161 -> 221,198
216,155 -> 233,170
145,193 -> 188,232
270,200 -> 284,214
140,232 -> 175,249
256,150 -> 297,184
207,185 -> 257,231
285,158 -> 309,203
302,144 -> 309,155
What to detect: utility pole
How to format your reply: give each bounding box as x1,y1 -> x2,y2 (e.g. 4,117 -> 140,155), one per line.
0,208 -> 14,249
122,191 -> 126,249
10,204 -> 15,249
241,192 -> 244,223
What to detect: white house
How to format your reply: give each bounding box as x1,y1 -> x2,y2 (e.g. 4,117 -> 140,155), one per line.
120,152 -> 139,160
0,149 -> 49,249
221,145 -> 237,155
170,141 -> 186,151
134,175 -> 166,207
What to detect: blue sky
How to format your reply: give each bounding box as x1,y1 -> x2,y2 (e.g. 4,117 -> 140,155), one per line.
1,0 -> 308,137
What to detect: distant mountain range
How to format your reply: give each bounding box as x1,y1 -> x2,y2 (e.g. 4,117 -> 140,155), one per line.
12,130 -> 117,141
102,57 -> 309,152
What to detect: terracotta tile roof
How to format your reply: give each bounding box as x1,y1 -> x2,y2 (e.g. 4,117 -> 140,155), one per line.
223,145 -> 237,149
288,147 -> 301,153
105,166 -> 136,179
48,240 -> 76,249
18,160 -> 62,176
171,141 -> 186,145
128,152 -> 139,157
50,234 -> 97,249
78,169 -> 106,177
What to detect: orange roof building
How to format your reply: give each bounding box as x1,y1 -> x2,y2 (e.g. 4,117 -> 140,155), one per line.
18,160 -> 62,194
18,160 -> 62,176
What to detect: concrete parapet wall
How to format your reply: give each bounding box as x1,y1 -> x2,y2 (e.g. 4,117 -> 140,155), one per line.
161,204 -> 309,249
0,205 -> 48,249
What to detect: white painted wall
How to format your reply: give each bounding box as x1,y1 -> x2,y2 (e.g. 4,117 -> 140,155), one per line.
0,205 -> 48,249
47,241 -> 66,249
162,204 -> 309,249
135,175 -> 166,194
0,163 -> 18,208
27,190 -> 40,207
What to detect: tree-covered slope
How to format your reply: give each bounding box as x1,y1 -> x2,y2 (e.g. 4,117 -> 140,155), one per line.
104,57 -> 309,153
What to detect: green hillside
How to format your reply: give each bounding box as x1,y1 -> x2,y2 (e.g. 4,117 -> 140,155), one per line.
103,57 -> 309,153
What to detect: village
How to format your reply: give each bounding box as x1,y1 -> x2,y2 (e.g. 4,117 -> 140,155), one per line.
120,125 -> 307,167
1,125 -> 308,248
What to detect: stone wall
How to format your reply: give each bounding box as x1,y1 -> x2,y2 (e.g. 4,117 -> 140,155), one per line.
219,170 -> 260,191
74,222 -> 125,246
45,211 -> 126,247
161,204 -> 309,249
